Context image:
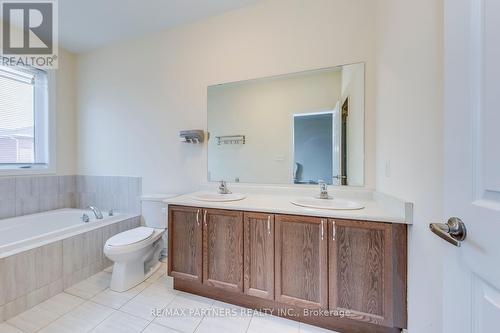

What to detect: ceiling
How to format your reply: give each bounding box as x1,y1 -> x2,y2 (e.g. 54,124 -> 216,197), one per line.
58,0 -> 260,53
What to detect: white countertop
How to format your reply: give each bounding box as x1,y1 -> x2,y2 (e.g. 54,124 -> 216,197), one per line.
163,187 -> 412,224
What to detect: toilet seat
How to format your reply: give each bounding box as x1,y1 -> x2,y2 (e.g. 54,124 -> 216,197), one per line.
106,227 -> 154,247
104,227 -> 164,256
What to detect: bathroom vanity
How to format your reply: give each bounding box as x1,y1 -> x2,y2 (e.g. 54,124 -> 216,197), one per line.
166,62 -> 409,333
165,192 -> 409,333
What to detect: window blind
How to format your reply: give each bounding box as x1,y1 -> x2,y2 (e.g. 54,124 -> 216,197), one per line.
0,65 -> 37,164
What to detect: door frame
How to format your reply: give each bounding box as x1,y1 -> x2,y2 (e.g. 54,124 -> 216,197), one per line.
291,109 -> 337,184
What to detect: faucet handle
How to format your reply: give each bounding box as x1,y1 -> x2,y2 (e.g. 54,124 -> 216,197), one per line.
318,180 -> 330,199
218,180 -> 231,194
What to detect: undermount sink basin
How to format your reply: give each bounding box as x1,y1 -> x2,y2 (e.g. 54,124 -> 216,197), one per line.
190,192 -> 246,202
290,197 -> 365,210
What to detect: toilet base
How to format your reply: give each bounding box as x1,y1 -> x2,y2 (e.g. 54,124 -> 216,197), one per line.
108,240 -> 163,292
110,259 -> 162,292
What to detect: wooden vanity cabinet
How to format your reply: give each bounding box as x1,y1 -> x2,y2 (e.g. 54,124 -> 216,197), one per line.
244,212 -> 275,299
202,208 -> 244,292
328,219 -> 407,329
275,214 -> 328,309
168,205 -> 407,333
167,206 -> 203,282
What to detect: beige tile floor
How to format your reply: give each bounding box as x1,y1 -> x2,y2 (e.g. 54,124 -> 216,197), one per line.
0,263 -> 338,333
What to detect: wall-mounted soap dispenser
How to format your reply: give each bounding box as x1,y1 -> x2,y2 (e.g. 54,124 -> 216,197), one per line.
179,130 -> 205,143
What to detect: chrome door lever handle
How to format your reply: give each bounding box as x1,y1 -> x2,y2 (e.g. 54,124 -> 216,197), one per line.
429,217 -> 467,247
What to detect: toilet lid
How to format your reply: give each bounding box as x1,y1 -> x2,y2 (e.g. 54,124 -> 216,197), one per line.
106,227 -> 155,247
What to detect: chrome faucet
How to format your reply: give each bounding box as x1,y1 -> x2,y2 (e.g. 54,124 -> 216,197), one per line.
87,205 -> 103,219
318,181 -> 330,199
218,180 -> 231,194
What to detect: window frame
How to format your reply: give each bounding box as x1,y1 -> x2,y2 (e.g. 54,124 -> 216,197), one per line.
0,66 -> 56,175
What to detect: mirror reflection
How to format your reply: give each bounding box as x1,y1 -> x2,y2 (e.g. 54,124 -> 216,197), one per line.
208,63 -> 364,186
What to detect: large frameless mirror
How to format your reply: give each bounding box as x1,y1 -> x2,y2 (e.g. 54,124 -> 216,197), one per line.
207,63 -> 365,186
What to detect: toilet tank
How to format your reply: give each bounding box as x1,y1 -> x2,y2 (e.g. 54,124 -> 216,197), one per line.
141,194 -> 178,229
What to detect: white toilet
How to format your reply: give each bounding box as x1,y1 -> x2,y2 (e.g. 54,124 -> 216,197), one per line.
104,194 -> 176,292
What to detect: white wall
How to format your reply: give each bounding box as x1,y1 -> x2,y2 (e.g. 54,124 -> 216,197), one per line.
75,0 -> 377,194
55,49 -> 77,175
341,64 -> 365,186
208,69 -> 342,184
374,0 -> 443,332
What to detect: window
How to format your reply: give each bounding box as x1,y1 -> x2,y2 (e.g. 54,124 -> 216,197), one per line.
0,64 -> 51,172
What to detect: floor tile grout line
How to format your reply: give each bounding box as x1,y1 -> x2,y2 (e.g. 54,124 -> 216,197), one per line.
116,273 -> 179,326
84,281 -> 175,333
90,284 -> 148,310
244,312 -> 255,333
84,303 -> 118,333
140,319 -> 184,333
191,299 -> 218,333
9,293 -> 87,333
192,313 -> 208,333
26,272 -> 126,333
111,271 -> 172,313
153,296 -> 215,333
246,313 -> 256,333
146,289 -> 186,327
4,322 -> 29,333
67,266 -> 166,310
35,295 -> 114,333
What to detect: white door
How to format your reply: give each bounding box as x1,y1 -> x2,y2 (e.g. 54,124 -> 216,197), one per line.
441,0 -> 500,332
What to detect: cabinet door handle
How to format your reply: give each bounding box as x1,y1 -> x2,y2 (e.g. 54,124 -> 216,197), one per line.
203,210 -> 207,227
196,209 -> 200,226
331,220 -> 336,241
321,220 -> 325,240
267,216 -> 271,235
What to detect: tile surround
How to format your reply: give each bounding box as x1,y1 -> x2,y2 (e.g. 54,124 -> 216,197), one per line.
76,175 -> 142,215
0,174 -> 143,324
0,175 -> 142,220
0,216 -> 141,322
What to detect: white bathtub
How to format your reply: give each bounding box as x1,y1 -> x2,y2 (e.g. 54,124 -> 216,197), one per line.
0,208 -> 141,322
0,208 -> 135,258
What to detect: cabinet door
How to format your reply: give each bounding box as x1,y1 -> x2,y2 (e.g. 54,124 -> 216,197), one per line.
244,212 -> 274,300
275,215 -> 328,309
168,206 -> 202,283
329,219 -> 405,327
203,208 -> 244,292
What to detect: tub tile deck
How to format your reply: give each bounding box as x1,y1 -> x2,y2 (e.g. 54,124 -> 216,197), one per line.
2,262 -> 339,333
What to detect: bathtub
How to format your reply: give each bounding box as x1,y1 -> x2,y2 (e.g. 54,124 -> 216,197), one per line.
0,208 -> 135,258
0,208 -> 141,322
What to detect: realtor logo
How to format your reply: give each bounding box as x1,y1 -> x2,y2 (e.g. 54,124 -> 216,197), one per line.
1,0 -> 58,68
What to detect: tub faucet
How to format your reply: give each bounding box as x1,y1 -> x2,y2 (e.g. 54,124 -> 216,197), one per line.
318,181 -> 330,199
87,206 -> 103,219
218,180 -> 231,194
